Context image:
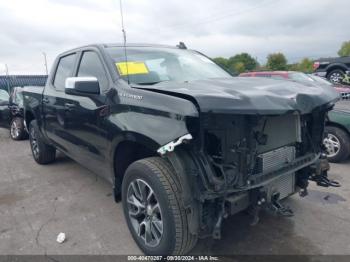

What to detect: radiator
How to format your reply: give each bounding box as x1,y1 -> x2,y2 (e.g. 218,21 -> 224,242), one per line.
254,146 -> 296,199
268,172 -> 296,200
254,146 -> 296,174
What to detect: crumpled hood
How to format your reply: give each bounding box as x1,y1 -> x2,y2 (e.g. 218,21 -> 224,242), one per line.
137,77 -> 340,114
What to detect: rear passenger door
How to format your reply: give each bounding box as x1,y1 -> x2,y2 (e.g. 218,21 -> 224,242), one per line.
43,53 -> 77,152
62,50 -> 110,177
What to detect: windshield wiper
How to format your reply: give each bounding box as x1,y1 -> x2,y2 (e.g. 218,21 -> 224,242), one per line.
135,80 -> 170,86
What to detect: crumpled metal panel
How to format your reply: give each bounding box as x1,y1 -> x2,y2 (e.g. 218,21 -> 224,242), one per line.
139,77 -> 339,115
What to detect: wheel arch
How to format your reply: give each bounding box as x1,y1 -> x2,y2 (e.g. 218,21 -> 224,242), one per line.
326,64 -> 347,77
111,132 -> 160,201
326,121 -> 350,137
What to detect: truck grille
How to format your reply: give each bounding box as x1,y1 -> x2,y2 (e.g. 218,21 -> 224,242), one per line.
254,146 -> 296,174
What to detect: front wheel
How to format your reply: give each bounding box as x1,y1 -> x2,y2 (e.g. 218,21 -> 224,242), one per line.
324,126 -> 350,162
122,157 -> 197,255
29,120 -> 56,164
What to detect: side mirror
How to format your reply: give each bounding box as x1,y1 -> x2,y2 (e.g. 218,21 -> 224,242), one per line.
65,77 -> 100,95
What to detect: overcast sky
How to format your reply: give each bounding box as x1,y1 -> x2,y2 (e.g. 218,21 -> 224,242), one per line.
0,0 -> 348,74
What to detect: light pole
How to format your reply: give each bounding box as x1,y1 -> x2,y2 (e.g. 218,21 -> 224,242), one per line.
42,52 -> 48,75
4,64 -> 10,93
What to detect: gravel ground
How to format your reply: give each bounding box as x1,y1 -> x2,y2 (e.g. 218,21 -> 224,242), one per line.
0,127 -> 350,255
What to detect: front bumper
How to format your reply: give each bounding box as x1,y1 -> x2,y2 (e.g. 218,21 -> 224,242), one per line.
219,152 -> 319,195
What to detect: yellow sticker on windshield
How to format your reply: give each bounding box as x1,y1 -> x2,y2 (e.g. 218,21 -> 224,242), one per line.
116,61 -> 149,76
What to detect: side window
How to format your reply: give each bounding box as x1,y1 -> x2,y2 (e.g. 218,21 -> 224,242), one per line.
53,53 -> 77,91
77,51 -> 108,91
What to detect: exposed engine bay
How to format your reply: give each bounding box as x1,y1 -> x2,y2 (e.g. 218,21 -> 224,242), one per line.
169,106 -> 340,239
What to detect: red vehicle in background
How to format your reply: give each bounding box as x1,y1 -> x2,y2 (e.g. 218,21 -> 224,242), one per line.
239,71 -> 350,95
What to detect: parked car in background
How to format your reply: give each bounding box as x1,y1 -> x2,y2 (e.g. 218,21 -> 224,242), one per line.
8,87 -> 29,140
313,56 -> 350,84
240,70 -> 321,85
0,89 -> 10,128
0,86 -> 43,139
239,71 -> 344,91
324,100 -> 350,162
239,71 -> 336,88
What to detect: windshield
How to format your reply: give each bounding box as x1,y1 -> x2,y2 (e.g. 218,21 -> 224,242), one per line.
288,72 -> 316,84
0,89 -> 9,101
106,46 -> 230,85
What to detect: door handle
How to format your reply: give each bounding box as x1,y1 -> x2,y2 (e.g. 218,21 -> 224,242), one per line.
64,103 -> 76,111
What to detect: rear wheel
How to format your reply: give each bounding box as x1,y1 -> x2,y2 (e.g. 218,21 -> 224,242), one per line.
327,69 -> 345,84
10,117 -> 27,140
324,126 -> 350,162
29,120 -> 56,164
122,157 -> 197,255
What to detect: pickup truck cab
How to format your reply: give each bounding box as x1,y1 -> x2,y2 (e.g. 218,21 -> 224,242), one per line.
23,43 -> 340,255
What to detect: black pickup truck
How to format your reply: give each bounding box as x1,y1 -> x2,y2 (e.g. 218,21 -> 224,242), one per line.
314,56 -> 350,84
23,43 -> 339,255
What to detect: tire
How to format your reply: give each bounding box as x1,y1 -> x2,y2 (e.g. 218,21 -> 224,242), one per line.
324,126 -> 350,163
327,69 -> 345,84
10,117 -> 27,140
122,157 -> 197,255
28,120 -> 56,164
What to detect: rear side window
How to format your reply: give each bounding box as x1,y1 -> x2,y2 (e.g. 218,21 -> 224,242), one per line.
77,51 -> 109,91
53,53 -> 77,91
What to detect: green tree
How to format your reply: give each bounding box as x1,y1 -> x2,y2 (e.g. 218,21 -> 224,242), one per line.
231,62 -> 246,74
338,41 -> 350,57
228,53 -> 258,71
266,52 -> 288,70
212,57 -> 229,70
287,63 -> 299,71
297,58 -> 313,73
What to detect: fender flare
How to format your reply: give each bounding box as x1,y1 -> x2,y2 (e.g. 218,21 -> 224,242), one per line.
108,131 -> 161,196
166,149 -> 200,235
326,63 -> 348,76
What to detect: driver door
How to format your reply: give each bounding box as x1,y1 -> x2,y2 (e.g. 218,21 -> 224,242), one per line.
62,50 -> 111,179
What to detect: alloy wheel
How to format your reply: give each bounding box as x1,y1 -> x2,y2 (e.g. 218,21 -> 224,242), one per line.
127,179 -> 163,247
329,72 -> 344,84
30,126 -> 39,158
324,133 -> 341,158
10,120 -> 20,139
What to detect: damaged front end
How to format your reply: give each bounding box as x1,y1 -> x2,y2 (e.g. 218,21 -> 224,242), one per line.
189,105 -> 341,238
146,77 -> 340,240
162,105 -> 340,239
